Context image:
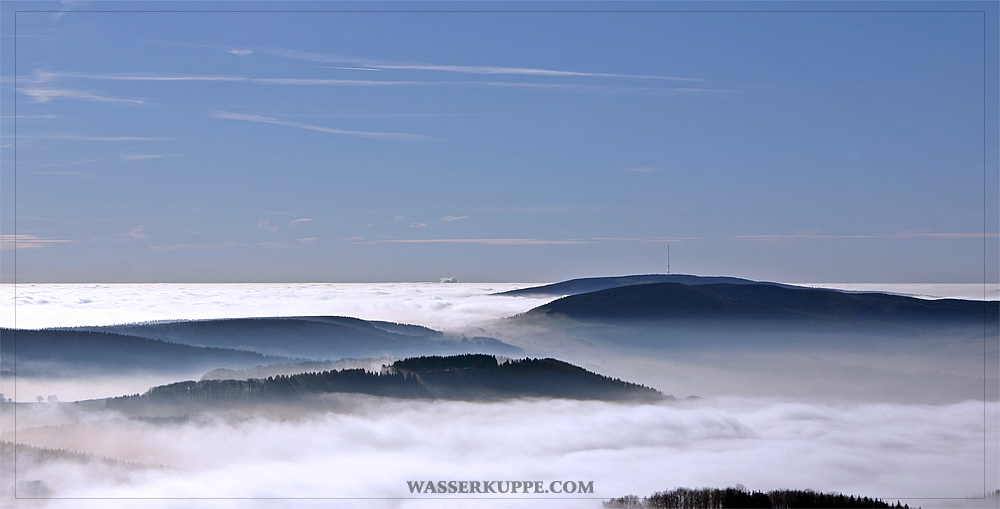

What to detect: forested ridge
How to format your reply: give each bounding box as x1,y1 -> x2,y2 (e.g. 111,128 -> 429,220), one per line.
106,354 -> 663,411
605,486 -> 914,509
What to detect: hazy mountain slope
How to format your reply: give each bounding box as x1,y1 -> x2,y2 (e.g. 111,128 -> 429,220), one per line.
497,282 -> 999,403
63,316 -> 522,359
105,354 -> 664,412
498,274 -> 791,297
525,282 -> 997,328
0,328 -> 283,377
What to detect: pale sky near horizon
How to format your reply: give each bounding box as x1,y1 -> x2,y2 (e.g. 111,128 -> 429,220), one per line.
1,1 -> 997,283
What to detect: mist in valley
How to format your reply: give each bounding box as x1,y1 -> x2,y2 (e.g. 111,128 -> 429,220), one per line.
4,395 -> 997,508
1,282 -> 997,508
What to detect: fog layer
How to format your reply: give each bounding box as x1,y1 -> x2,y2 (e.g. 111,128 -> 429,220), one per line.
2,281 -> 997,508
4,397 -> 996,508
3,282 -> 995,331
1,283 -> 551,331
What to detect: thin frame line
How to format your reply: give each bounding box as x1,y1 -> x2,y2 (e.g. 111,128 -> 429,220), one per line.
12,8 -> 18,499
7,10 -> 993,13
8,6 -> 995,503
982,9 -> 989,501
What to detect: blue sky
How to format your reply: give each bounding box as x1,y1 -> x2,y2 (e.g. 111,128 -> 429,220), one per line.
1,1 -> 997,283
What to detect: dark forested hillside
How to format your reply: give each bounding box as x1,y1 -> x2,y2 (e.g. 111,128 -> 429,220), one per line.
200,357 -> 396,381
105,354 -> 664,412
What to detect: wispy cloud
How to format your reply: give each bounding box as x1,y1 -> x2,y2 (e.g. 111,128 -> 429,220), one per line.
588,236 -> 701,243
36,70 -> 728,96
385,63 -> 700,81
891,230 -> 1000,240
258,238 -> 318,249
225,48 -> 253,56
38,70 -> 446,87
0,234 -> 72,250
257,218 -> 279,233
119,226 -> 149,240
357,238 -> 587,246
45,71 -> 246,82
253,77 -> 622,94
625,166 -> 658,173
734,234 -> 881,241
0,114 -> 58,119
21,88 -> 145,104
269,49 -> 704,82
318,65 -> 383,72
250,78 -> 427,86
289,218 -> 313,226
440,215 -> 469,222
51,0 -> 88,22
409,222 -> 428,228
733,231 -> 1000,241
353,236 -> 699,246
212,111 -> 432,141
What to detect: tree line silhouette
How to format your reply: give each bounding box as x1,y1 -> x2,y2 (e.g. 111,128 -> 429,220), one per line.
605,486 -> 913,509
106,354 -> 664,412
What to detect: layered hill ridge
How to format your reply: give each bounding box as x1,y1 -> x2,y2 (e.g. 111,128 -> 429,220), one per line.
63,315 -> 520,359
0,328 -> 284,377
3,316 -> 521,378
524,282 -> 997,328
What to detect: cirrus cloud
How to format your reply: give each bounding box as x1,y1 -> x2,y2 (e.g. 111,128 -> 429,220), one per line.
359,238 -> 586,246
0,234 -> 72,251
21,87 -> 145,104
212,111 -> 433,141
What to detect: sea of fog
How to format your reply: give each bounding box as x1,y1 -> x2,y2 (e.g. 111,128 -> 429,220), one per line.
2,397 -> 997,508
0,283 -> 551,331
1,282 -> 998,507
2,282 -> 996,331
3,396 -> 998,509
